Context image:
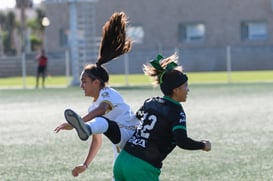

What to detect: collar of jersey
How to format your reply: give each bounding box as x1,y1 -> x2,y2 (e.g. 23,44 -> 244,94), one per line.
163,96 -> 181,106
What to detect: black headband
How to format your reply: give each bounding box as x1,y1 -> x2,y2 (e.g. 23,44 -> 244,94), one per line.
160,70 -> 188,93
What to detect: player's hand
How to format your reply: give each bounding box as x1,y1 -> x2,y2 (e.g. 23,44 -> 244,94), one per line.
201,140 -> 211,151
72,164 -> 87,177
54,123 -> 73,133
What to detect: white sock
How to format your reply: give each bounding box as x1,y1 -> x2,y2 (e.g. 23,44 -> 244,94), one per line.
86,117 -> 109,134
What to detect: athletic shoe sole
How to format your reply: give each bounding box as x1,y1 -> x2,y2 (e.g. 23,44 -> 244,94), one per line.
64,109 -> 90,141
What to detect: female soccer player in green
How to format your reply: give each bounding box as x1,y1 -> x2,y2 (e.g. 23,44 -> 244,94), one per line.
113,53 -> 212,181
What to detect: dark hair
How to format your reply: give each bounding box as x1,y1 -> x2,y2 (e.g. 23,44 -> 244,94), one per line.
83,12 -> 132,87
143,53 -> 188,96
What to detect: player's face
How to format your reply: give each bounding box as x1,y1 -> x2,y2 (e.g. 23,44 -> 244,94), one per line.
80,73 -> 100,98
173,81 -> 189,102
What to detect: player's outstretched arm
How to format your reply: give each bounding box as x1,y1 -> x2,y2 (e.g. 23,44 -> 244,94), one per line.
201,140 -> 211,151
72,134 -> 102,177
81,102 -> 111,122
71,164 -> 86,177
54,122 -> 73,133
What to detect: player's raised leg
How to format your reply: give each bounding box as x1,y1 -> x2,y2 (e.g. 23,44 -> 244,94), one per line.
64,109 -> 91,141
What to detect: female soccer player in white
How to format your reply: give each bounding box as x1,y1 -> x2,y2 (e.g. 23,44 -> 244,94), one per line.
55,12 -> 140,178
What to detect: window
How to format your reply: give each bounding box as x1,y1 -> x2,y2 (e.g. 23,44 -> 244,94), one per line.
179,23 -> 205,42
127,25 -> 144,44
59,28 -> 69,47
241,21 -> 267,41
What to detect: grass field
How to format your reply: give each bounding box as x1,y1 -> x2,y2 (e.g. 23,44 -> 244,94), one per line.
1,81 -> 273,181
0,70 -> 273,88
1,71 -> 273,180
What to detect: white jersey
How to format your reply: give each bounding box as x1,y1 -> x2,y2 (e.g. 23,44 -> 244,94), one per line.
88,87 -> 139,128
86,87 -> 140,167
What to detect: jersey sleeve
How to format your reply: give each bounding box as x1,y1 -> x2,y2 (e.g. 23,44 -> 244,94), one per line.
97,88 -> 115,110
172,111 -> 205,150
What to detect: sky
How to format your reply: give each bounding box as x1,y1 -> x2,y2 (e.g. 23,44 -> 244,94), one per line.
0,0 -> 43,9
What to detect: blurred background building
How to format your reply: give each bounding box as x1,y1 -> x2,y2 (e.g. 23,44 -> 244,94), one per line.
46,0 -> 273,51
1,0 -> 273,78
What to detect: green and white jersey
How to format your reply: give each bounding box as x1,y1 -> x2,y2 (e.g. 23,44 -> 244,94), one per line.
124,96 -> 204,168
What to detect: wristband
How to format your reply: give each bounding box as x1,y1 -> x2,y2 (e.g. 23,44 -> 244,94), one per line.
83,163 -> 88,169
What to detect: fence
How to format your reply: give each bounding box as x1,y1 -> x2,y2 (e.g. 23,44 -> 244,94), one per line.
0,51 -> 68,77
105,45 -> 273,74
0,45 -> 273,78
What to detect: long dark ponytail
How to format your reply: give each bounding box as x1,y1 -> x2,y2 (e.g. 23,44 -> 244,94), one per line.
97,12 -> 132,66
83,12 -> 132,86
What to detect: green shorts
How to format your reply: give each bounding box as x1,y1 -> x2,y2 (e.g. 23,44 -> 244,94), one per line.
113,150 -> 161,181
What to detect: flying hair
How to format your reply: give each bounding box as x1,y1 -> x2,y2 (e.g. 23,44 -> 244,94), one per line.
96,12 -> 132,66
143,53 -> 183,86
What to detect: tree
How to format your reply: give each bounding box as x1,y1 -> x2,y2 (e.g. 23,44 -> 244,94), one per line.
16,0 -> 33,54
16,0 -> 33,8
27,8 -> 46,51
0,11 -> 17,55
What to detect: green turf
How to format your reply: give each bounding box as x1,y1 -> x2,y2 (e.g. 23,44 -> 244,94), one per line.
1,71 -> 273,88
189,70 -> 273,83
0,83 -> 272,180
